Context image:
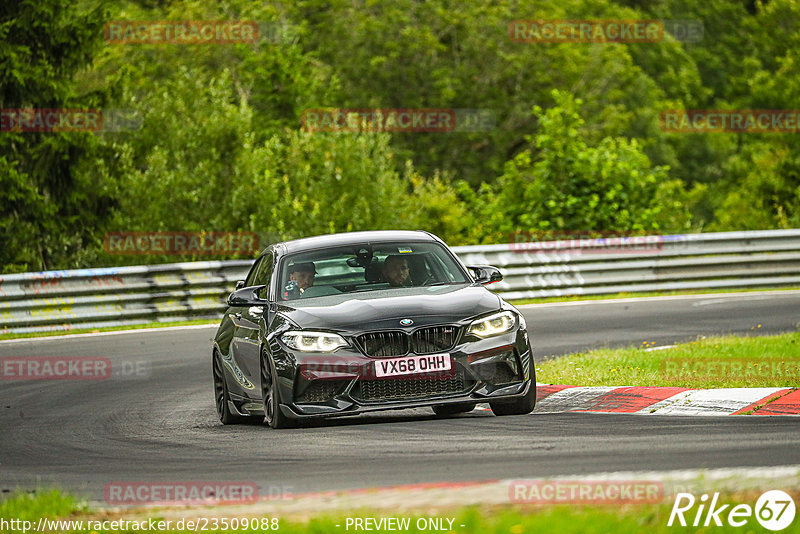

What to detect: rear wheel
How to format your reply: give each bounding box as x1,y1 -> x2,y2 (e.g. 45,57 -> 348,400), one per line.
490,356 -> 537,416
213,352 -> 250,425
432,402 -> 476,416
261,353 -> 296,429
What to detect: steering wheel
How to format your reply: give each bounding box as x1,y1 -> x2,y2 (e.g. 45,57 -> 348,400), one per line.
419,275 -> 437,286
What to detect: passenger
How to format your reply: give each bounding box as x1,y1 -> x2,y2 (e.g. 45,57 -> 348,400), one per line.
381,255 -> 411,287
288,262 -> 316,293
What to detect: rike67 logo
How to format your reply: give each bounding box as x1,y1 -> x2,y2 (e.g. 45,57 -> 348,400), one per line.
668,490 -> 796,531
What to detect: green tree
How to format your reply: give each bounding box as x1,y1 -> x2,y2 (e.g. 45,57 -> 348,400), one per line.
0,0 -> 114,272
710,142 -> 800,230
478,90 -> 693,243
227,129 -> 421,240
285,0 -> 700,187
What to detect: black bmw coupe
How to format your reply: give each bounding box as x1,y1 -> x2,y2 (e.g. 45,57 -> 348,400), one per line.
212,230 -> 536,428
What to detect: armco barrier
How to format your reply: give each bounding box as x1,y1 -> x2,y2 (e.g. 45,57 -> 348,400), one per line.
1,230 -> 799,334
456,229 -> 800,300
0,261 -> 252,335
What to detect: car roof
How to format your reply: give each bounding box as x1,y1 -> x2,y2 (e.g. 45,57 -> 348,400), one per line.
269,230 -> 440,255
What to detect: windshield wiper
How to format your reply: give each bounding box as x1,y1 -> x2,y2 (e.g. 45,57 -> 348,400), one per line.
348,287 -> 386,293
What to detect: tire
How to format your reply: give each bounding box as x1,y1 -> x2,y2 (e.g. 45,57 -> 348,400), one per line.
489,357 -> 537,416
261,353 -> 296,429
213,351 -> 250,425
432,402 -> 476,416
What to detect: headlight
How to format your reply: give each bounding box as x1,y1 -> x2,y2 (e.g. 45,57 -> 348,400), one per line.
467,311 -> 516,338
281,331 -> 348,352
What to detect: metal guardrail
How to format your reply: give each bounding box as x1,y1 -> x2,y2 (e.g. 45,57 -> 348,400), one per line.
2,229 -> 799,335
0,261 -> 252,335
455,229 -> 800,300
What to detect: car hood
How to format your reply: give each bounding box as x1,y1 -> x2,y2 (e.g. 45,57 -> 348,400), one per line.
276,285 -> 501,333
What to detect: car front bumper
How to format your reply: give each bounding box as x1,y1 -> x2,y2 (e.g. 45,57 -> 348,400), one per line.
272,327 -> 534,420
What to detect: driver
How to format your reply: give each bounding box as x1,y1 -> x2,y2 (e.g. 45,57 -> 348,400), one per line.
288,262 -> 316,293
381,255 -> 411,287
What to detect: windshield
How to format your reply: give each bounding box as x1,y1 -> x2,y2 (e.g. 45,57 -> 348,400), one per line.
279,241 -> 470,301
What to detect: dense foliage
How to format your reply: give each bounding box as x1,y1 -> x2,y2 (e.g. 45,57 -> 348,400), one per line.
2,0 -> 799,271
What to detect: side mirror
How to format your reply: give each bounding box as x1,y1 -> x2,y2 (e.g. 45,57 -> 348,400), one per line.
235,280 -> 245,290
467,265 -> 503,285
227,285 -> 268,306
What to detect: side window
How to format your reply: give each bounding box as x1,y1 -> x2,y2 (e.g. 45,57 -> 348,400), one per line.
254,252 -> 274,287
244,257 -> 263,287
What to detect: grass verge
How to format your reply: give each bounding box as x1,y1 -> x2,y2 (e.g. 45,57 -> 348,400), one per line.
535,332 -> 800,388
2,489 -> 797,533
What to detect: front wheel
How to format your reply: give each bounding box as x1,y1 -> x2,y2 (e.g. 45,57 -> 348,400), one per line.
490,357 -> 536,416
261,353 -> 296,429
213,351 -> 250,425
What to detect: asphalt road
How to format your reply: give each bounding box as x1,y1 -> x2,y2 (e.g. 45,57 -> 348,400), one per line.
0,291 -> 798,503
522,290 -> 800,357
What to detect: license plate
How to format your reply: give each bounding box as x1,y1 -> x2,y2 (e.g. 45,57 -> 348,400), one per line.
374,353 -> 451,378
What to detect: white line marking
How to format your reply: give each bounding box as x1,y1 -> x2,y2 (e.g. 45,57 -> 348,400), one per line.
0,323 -> 219,344
639,388 -> 785,416
643,345 -> 677,352
517,289 -> 800,309
694,296 -> 771,307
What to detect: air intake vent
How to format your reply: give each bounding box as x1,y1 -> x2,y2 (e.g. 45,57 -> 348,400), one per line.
357,331 -> 409,357
296,380 -> 350,403
354,369 -> 469,402
412,326 -> 458,354
358,326 -> 459,357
